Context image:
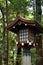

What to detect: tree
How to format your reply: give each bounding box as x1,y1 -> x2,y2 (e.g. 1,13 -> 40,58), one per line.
0,4 -> 6,65
6,0 -> 9,65
36,0 -> 42,22
36,0 -> 43,65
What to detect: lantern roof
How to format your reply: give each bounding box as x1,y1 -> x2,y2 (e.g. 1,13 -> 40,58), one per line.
6,15 -> 43,33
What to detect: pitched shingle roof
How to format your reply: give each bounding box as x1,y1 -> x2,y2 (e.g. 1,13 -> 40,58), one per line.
6,15 -> 43,33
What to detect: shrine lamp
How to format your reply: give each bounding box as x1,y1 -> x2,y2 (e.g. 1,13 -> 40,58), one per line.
6,15 -> 43,48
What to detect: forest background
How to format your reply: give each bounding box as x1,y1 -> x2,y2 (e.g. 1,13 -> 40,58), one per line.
0,0 -> 43,65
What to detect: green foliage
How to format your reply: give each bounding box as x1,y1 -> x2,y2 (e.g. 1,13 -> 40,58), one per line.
9,0 -> 30,15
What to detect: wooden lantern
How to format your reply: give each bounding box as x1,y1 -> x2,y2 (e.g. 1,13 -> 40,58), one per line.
7,15 -> 43,49
6,15 -> 43,65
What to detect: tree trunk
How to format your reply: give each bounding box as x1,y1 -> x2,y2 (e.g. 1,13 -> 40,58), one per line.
6,0 -> 9,65
33,0 -> 36,19
0,5 -> 5,65
36,0 -> 41,22
35,1 -> 42,65
0,52 -> 2,65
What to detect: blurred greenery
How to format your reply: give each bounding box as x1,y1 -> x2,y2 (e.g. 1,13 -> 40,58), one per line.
0,0 -> 43,65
